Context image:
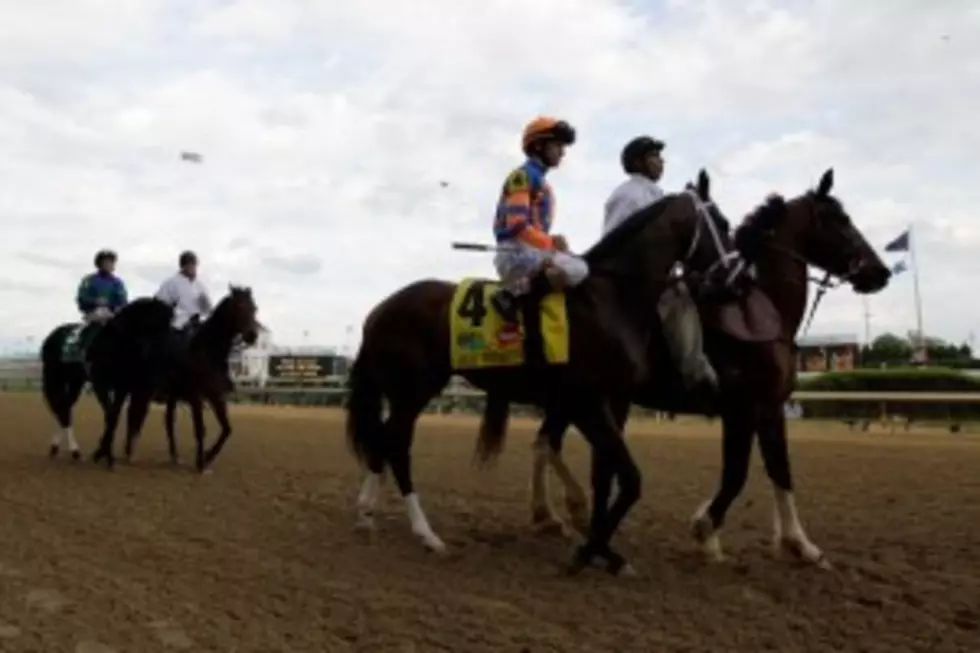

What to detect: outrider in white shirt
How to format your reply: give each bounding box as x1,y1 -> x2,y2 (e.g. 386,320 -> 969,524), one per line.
602,174 -> 666,236
155,273 -> 213,330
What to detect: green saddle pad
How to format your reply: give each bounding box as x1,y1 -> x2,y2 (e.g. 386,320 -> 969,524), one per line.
62,323 -> 101,363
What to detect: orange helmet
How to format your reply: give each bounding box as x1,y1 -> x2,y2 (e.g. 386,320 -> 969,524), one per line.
521,116 -> 576,154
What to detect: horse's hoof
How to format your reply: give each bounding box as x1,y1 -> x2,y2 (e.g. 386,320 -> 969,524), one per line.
569,517 -> 590,538
354,515 -> 376,534
416,532 -> 447,555
616,562 -> 639,578
48,445 -> 59,459
70,450 -> 81,462
565,545 -> 593,576
603,549 -> 636,577
425,539 -> 448,556
531,517 -> 567,538
690,504 -> 714,543
691,516 -> 713,543
778,537 -> 832,570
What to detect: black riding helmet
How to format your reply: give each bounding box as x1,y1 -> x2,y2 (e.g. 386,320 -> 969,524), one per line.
620,136 -> 665,174
179,250 -> 198,267
93,249 -> 117,268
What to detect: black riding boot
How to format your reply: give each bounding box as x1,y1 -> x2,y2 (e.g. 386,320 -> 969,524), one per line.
492,272 -> 554,325
491,287 -> 520,324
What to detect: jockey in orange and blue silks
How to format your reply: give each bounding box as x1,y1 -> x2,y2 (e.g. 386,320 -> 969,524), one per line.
490,116 -> 589,323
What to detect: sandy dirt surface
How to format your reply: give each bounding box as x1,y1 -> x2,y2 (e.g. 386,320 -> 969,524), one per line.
1,392 -> 978,653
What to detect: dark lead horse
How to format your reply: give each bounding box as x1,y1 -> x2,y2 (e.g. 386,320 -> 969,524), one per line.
346,170 -> 749,576
39,300 -> 174,460
91,286 -> 261,473
511,169 -> 891,569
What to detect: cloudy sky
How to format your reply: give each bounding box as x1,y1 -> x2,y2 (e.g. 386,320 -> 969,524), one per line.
1,0 -> 977,352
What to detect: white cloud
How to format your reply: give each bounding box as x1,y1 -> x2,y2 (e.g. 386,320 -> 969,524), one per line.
0,0 -> 978,352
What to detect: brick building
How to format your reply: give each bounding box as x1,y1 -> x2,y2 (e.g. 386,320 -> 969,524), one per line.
796,334 -> 860,373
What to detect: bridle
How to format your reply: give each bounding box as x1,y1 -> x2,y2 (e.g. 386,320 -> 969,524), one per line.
752,198 -> 865,337
680,188 -> 747,291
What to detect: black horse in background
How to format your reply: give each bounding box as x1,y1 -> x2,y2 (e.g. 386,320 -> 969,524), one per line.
91,285 -> 261,473
39,299 -> 175,460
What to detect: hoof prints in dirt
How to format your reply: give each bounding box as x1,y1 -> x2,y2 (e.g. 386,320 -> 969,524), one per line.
4,394 -> 980,652
2,561 -> 194,652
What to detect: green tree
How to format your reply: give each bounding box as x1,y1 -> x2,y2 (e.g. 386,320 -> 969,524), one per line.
862,332 -> 912,366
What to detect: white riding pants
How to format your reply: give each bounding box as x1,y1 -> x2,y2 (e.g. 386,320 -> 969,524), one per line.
83,306 -> 113,323
493,242 -> 589,294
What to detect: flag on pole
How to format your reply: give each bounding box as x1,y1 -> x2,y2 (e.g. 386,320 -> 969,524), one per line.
180,151 -> 203,163
884,229 -> 910,253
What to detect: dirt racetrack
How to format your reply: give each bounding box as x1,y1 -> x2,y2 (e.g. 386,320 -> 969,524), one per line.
0,392 -> 978,653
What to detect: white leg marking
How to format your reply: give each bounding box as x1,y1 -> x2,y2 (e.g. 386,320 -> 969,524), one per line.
404,493 -> 446,553
691,500 -> 725,562
529,437 -> 554,523
773,488 -> 830,569
355,473 -> 381,531
548,450 -> 589,534
50,429 -> 65,448
64,427 -> 80,453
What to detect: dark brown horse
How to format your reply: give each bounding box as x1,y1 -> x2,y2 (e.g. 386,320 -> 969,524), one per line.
346,170 -> 745,576
92,286 -> 260,473
507,169 -> 890,569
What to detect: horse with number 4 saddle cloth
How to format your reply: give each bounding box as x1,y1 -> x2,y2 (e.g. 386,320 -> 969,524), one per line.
345,170 -> 766,577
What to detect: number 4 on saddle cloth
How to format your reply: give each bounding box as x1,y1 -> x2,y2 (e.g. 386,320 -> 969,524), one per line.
450,278 -> 569,370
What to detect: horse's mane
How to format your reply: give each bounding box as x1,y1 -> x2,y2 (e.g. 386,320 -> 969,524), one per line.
197,286 -> 260,340
735,189 -> 846,247
584,195 -> 679,264
210,293 -> 235,318
101,297 -> 173,343
113,297 -> 174,328
733,195 -> 787,261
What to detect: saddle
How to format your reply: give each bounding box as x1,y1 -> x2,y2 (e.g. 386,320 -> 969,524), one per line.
629,284 -> 782,416
62,322 -> 103,363
151,318 -> 234,402
705,286 -> 781,343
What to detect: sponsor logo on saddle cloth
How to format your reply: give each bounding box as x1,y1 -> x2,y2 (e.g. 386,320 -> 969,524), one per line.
450,278 -> 569,369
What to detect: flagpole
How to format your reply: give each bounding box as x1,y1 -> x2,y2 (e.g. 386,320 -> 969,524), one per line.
862,296 -> 871,345
908,223 -> 925,358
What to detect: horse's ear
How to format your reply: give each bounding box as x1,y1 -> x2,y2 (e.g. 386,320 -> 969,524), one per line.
762,194 -> 787,228
817,168 -> 834,196
696,168 -> 710,198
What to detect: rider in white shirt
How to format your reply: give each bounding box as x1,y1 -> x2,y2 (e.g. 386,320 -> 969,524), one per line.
155,250 -> 212,333
603,136 -> 718,404
603,137 -> 667,235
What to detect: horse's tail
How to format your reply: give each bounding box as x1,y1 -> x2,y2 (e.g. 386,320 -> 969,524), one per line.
39,325 -> 73,426
345,346 -> 386,471
475,392 -> 511,465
